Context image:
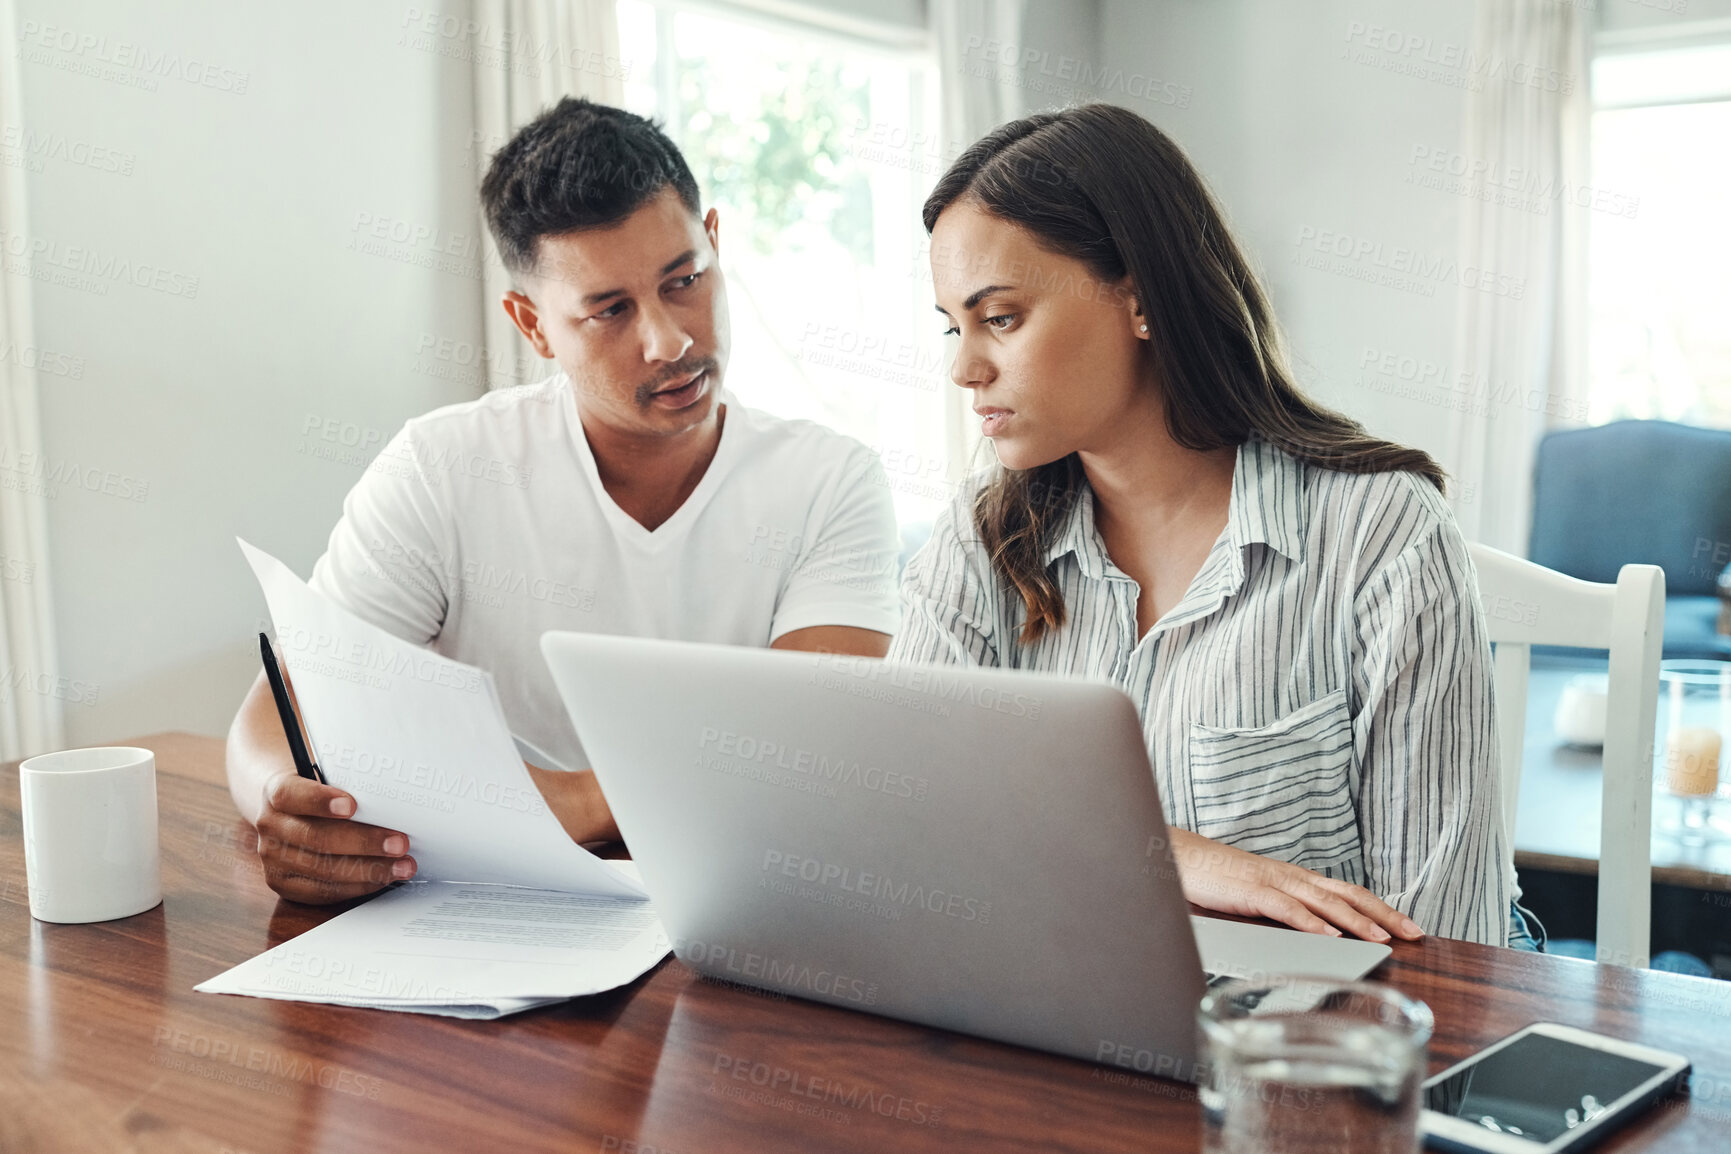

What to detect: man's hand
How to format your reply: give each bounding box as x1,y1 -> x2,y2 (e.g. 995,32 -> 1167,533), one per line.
1165,827 -> 1423,943
253,772 -> 416,904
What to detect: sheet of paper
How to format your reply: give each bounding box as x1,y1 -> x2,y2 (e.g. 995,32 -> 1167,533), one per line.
196,873 -> 670,1017
512,732 -> 575,775
238,539 -> 641,899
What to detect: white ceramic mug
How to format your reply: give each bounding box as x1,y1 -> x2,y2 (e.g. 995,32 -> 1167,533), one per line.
20,746 -> 162,923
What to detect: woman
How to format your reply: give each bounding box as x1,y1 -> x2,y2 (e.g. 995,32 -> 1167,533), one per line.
892,103 -> 1520,947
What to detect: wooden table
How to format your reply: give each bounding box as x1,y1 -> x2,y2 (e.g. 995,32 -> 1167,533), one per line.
1514,657 -> 1731,891
5,733 -> 1731,1153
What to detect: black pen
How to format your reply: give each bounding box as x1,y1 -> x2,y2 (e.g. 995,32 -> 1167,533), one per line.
259,631 -> 326,784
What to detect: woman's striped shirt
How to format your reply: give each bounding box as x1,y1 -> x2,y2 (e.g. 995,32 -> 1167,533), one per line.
888,439 -> 1509,945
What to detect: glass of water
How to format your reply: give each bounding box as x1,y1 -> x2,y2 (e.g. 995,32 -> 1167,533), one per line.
1198,977 -> 1433,1154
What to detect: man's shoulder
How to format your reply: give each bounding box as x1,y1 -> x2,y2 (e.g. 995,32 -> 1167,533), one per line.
726,399 -> 879,476
400,374 -> 568,446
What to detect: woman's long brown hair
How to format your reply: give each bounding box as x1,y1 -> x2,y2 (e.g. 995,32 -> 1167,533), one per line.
924,104 -> 1446,644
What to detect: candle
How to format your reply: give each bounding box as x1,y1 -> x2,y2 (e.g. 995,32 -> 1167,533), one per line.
1665,726 -> 1722,796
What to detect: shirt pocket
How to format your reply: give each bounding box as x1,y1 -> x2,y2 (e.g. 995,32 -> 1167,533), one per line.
1187,688 -> 1360,871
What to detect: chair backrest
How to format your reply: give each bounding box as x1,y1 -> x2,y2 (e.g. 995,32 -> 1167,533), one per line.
1530,420 -> 1731,596
1468,543 -> 1665,968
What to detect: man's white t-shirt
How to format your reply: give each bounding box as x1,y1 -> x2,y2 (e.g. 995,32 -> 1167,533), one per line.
309,373 -> 900,771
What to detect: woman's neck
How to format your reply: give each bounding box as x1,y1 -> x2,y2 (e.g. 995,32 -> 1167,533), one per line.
1078,407 -> 1238,537
1078,405 -> 1240,632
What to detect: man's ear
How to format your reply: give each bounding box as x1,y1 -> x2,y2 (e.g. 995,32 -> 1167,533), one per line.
704,207 -> 720,259
501,291 -> 555,358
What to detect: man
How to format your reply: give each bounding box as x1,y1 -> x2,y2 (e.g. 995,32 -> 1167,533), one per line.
227,99 -> 899,904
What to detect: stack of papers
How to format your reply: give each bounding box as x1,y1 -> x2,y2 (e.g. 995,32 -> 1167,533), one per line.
198,865 -> 669,1019
196,542 -> 670,1018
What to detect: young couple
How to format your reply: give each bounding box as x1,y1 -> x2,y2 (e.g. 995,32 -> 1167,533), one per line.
226,98 -> 1518,949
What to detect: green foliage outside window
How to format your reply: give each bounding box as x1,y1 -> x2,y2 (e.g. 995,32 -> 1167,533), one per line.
672,56 -> 875,263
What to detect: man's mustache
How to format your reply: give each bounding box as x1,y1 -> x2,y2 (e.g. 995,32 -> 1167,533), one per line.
635,356 -> 719,405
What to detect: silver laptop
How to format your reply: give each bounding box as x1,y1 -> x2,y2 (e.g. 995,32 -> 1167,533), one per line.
541,633 -> 1390,1078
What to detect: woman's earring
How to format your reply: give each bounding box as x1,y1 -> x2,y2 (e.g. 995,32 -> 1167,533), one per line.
1138,324 -> 1148,334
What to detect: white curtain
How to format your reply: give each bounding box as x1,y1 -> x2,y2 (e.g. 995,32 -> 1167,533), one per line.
473,0 -> 626,392
0,0 -> 63,761
1444,0 -> 1591,553
929,0 -> 1026,482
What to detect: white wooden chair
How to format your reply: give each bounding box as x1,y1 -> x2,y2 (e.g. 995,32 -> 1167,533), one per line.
1468,543 -> 1666,968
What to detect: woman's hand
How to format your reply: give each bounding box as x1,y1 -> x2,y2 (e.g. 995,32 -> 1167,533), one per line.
1165,827 -> 1423,943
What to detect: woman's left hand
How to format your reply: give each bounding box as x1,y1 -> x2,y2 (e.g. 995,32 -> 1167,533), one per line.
1164,827 -> 1423,942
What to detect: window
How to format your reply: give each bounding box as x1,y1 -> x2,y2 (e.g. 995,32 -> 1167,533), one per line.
617,1 -> 950,525
1586,44 -> 1731,427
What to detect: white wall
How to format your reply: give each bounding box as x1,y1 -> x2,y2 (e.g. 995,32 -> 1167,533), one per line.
1598,0 -> 1731,34
1017,0 -> 1103,95
15,0 -> 486,745
1089,0 -> 1477,466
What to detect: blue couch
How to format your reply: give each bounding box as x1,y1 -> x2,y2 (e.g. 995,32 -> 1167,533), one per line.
1529,420 -> 1731,661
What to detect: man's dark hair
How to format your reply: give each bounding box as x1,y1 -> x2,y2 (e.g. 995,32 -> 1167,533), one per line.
480,97 -> 701,277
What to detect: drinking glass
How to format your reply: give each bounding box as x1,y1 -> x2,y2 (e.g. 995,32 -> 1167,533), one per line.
1653,660 -> 1729,846
1198,978 -> 1433,1154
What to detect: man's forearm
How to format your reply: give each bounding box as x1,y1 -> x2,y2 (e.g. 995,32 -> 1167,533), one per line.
771,625 -> 891,657
525,764 -> 622,844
